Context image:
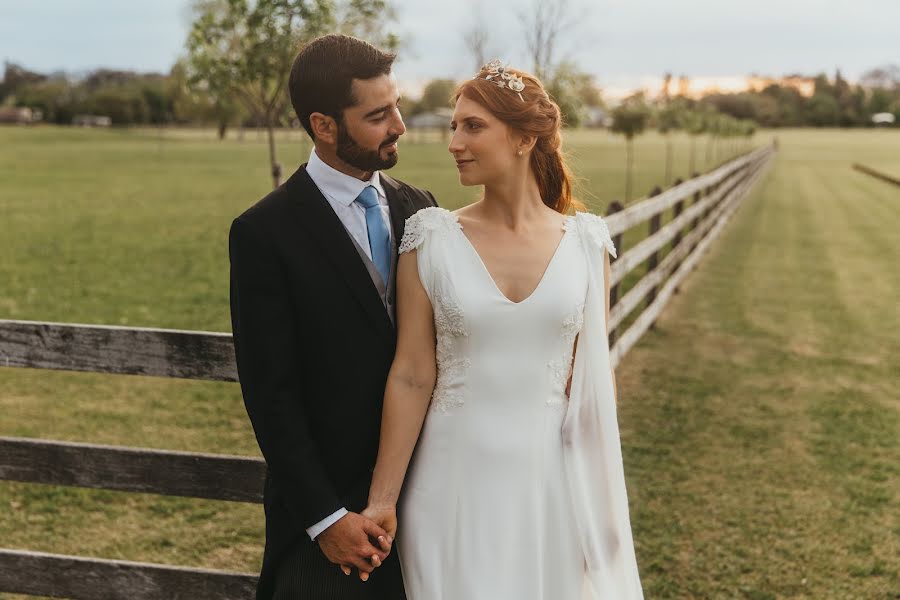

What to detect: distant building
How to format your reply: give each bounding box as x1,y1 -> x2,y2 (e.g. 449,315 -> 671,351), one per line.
0,106 -> 40,124
72,115 -> 112,127
406,108 -> 453,129
872,112 -> 896,126
747,75 -> 817,98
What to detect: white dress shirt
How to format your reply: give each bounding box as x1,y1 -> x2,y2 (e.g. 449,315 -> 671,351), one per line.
306,148 -> 393,261
303,148 -> 392,540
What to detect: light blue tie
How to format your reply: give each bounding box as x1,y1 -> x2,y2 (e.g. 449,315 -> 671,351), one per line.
355,185 -> 391,285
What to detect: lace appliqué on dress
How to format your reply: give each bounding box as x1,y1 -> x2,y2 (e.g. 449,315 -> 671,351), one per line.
431,292 -> 470,413
547,300 -> 585,406
574,211 -> 617,259
399,206 -> 462,254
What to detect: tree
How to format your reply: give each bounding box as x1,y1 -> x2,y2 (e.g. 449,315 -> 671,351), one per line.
414,78 -> 457,140
860,64 -> 900,88
418,79 -> 457,114
86,87 -> 150,125
545,62 -> 601,127
610,94 -> 650,202
15,78 -> 77,124
186,0 -> 395,189
655,102 -> 682,185
678,107 -> 707,174
0,62 -> 46,102
169,60 -> 242,135
519,0 -> 578,81
806,93 -> 839,127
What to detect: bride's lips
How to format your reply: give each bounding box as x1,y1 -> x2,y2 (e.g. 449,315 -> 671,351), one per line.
456,159 -> 474,169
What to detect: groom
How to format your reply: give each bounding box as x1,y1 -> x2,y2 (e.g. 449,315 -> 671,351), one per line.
229,34 -> 436,599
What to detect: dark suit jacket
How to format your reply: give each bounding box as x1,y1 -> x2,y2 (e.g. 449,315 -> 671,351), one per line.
229,164 -> 437,599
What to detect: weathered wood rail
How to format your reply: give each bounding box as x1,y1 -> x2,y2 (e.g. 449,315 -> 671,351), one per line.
0,143 -> 775,599
851,162 -> 900,187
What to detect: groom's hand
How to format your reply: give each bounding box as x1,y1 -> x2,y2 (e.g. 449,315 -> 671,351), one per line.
316,512 -> 392,581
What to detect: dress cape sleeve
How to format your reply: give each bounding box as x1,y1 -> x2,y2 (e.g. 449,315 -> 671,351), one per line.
563,213 -> 644,599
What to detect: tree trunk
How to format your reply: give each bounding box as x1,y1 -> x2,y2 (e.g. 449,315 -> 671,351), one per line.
625,137 -> 634,202
665,134 -> 673,185
689,136 -> 696,174
266,118 -> 282,189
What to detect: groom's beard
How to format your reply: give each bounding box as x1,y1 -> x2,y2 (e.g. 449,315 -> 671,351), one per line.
336,124 -> 399,172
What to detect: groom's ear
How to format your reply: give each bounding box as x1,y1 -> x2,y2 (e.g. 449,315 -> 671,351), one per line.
309,112 -> 338,144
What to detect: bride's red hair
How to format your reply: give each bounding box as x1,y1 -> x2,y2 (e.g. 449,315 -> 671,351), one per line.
454,67 -> 585,215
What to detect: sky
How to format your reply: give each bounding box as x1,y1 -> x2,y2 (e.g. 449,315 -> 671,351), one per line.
1,0 -> 898,98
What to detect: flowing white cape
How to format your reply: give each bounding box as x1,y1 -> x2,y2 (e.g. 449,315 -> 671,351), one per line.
564,213 -> 645,599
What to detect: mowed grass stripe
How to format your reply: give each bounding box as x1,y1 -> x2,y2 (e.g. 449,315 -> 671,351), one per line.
618,138 -> 898,598
815,167 -> 900,349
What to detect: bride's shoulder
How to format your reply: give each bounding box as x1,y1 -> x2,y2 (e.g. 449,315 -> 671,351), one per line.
400,207 -> 461,254
571,211 -> 617,259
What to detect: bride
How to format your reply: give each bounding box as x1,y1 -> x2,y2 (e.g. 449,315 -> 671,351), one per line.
361,61 -> 645,599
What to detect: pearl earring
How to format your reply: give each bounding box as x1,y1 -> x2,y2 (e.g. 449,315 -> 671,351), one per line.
517,149 -> 523,156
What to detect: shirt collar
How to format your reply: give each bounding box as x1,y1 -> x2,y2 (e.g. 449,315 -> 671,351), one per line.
306,148 -> 386,207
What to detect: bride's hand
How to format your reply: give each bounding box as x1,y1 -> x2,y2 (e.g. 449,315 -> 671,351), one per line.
362,504 -> 397,548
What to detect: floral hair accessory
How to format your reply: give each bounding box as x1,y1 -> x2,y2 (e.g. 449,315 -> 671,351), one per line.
478,59 -> 526,102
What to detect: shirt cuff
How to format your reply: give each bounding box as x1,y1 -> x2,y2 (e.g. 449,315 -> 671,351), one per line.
306,507 -> 349,541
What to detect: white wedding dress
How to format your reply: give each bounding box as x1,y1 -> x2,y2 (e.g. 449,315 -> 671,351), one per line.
396,207 -> 644,600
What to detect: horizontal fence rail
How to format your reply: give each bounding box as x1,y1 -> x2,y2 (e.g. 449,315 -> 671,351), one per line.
0,549 -> 257,600
0,436 -> 265,503
0,143 -> 776,599
851,162 -> 900,187
0,319 -> 237,381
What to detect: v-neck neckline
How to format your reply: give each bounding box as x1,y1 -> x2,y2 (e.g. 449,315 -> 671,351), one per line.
454,215 -> 574,306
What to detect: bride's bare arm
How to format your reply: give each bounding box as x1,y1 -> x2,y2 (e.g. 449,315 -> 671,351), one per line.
368,249 -> 437,510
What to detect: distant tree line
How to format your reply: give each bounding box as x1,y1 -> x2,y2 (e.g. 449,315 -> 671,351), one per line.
695,67 -> 900,128
5,60 -> 898,134
0,60 -> 252,129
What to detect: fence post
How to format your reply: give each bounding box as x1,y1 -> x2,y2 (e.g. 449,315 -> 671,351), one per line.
670,178 -> 686,293
644,186 -> 662,328
689,172 -> 702,252
605,200 -> 624,346
671,177 -> 685,248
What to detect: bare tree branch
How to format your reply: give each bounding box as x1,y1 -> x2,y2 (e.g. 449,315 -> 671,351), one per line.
462,2 -> 491,72
518,0 -> 582,81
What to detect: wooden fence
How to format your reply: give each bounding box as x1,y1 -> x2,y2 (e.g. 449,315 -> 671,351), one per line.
851,162 -> 900,187
0,143 -> 775,599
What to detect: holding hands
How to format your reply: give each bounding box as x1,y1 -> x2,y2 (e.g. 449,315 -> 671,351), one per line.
316,507 -> 396,581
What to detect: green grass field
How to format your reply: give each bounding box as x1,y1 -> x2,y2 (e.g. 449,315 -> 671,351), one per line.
1,126 -> 897,598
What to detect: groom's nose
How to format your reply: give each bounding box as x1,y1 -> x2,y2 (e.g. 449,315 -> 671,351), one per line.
389,108 -> 406,137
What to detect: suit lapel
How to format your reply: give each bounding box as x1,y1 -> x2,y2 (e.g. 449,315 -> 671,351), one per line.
286,165 -> 394,345
380,172 -> 415,243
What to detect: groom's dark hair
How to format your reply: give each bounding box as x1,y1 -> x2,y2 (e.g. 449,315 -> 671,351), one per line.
289,34 -> 396,139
